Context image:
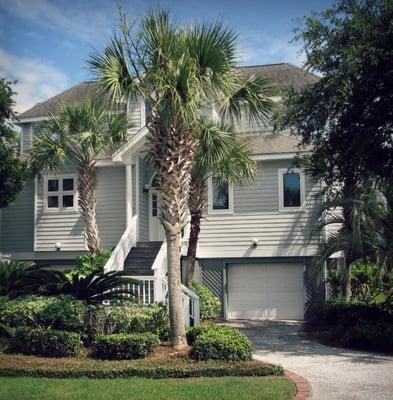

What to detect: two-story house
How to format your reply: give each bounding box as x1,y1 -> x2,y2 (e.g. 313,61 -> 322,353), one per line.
0,63 -> 326,321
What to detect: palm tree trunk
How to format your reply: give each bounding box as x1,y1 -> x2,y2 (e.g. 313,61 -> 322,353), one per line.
147,117 -> 197,349
78,164 -> 100,253
344,259 -> 353,301
184,178 -> 205,286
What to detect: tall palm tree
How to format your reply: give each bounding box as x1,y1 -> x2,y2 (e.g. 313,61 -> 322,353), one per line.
313,184 -> 383,300
184,120 -> 257,285
89,10 -> 274,348
29,99 -> 129,253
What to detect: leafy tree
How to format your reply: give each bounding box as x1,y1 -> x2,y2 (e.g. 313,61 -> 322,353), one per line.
0,78 -> 27,208
184,120 -> 258,285
29,99 -> 129,253
89,10 -> 273,348
280,0 -> 393,190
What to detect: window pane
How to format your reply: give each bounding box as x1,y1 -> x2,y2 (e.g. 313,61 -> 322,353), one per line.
152,193 -> 157,217
212,177 -> 229,210
47,196 -> 59,208
48,179 -> 59,192
62,195 -> 74,208
283,172 -> 301,207
63,178 -> 74,191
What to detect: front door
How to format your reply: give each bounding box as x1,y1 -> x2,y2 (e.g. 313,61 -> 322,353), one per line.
149,177 -> 165,241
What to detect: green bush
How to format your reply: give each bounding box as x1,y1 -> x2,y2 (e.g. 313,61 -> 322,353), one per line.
189,282 -> 221,320
93,332 -> 159,360
86,303 -> 169,341
0,323 -> 14,339
186,323 -> 229,345
192,326 -> 253,361
0,295 -> 86,333
9,327 -> 82,357
344,322 -> 393,352
67,250 -> 112,278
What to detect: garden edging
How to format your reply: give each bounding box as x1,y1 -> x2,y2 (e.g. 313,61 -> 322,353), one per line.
285,370 -> 311,400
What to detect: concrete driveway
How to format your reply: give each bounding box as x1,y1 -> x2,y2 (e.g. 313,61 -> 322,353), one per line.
225,320 -> 393,400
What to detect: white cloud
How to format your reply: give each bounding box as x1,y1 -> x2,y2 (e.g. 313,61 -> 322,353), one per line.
238,32 -> 305,67
0,0 -> 114,43
0,48 -> 69,113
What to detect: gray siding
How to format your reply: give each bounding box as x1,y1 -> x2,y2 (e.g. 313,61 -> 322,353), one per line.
21,123 -> 33,153
0,180 -> 34,253
128,98 -> 144,135
138,157 -> 154,241
198,159 -> 320,258
96,166 -> 126,249
35,165 -> 86,252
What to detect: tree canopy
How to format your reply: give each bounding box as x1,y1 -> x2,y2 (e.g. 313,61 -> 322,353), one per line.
280,0 -> 393,190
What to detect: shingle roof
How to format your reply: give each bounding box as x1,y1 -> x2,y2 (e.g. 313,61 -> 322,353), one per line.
19,63 -> 318,119
242,133 -> 310,155
238,63 -> 318,92
19,82 -> 102,119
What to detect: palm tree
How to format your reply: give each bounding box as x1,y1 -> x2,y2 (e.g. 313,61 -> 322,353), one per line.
9,269 -> 140,303
0,260 -> 37,296
89,10 -> 274,348
313,184 -> 383,300
29,99 -> 129,253
184,120 -> 257,285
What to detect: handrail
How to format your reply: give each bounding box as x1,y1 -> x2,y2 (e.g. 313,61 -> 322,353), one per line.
104,215 -> 138,272
151,241 -> 167,276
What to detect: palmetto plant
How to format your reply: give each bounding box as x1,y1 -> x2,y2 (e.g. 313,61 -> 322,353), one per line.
28,99 -> 129,253
0,260 -> 37,296
89,10 -> 274,348
8,270 -> 140,303
184,120 -> 257,284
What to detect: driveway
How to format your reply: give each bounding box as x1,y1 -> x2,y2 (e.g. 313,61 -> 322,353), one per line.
225,320 -> 393,400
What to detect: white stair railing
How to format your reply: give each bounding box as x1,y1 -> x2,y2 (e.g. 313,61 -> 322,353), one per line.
104,215 -> 138,272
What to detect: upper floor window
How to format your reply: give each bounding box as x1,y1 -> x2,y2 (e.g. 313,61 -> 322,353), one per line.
208,176 -> 233,214
44,175 -> 77,212
278,169 -> 305,211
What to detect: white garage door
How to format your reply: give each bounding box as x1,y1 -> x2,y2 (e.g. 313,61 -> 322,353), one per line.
227,263 -> 304,320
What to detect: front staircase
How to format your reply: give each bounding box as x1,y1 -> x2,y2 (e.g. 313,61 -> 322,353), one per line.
124,241 -> 162,275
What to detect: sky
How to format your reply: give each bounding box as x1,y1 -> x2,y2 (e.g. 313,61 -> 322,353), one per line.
0,0 -> 333,113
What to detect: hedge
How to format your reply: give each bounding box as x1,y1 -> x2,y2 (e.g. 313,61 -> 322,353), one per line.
191,325 -> 253,361
0,355 -> 284,379
93,333 -> 160,360
9,327 -> 82,357
189,283 -> 221,320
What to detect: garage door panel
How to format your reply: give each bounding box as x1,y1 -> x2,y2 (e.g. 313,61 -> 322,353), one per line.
227,263 -> 304,320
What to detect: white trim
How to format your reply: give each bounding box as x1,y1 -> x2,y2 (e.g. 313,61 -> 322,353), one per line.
43,174 -> 78,212
96,159 -> 123,167
278,168 -> 305,212
34,177 -> 38,251
112,126 -> 148,162
251,152 -> 307,161
17,116 -> 49,124
135,157 -> 140,241
207,176 -> 234,215
125,164 -> 132,227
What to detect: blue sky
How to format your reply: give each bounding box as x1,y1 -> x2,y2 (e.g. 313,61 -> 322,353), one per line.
0,0 -> 333,113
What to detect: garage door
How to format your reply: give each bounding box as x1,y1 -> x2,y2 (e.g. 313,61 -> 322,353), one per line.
227,263 -> 304,320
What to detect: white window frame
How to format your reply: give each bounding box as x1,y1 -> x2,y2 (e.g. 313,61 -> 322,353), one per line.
44,174 -> 78,212
278,168 -> 305,212
207,176 -> 234,214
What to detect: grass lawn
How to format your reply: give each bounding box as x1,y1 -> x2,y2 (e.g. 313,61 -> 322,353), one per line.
0,376 -> 296,400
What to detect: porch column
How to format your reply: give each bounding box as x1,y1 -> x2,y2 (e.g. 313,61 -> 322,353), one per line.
125,163 -> 133,227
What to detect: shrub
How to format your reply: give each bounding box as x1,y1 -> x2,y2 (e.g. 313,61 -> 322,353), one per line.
93,332 -> 159,360
192,326 -> 253,361
344,322 -> 393,352
67,250 -> 111,278
189,282 -> 221,320
0,295 -> 86,333
86,303 -> 169,342
9,327 -> 82,357
0,260 -> 36,296
0,323 -> 14,339
186,323 -> 228,345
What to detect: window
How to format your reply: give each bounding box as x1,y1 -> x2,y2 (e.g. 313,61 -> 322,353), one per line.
278,169 -> 304,211
44,175 -> 77,211
208,176 -> 233,213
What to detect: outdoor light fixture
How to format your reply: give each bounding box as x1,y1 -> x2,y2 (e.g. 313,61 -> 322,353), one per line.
143,184 -> 150,193
251,238 -> 259,247
55,242 -> 62,251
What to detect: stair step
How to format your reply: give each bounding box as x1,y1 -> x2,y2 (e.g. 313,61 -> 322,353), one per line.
136,241 -> 162,248
123,267 -> 155,276
124,259 -> 155,265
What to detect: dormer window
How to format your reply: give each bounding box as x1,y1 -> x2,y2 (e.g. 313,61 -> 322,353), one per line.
44,175 -> 77,211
